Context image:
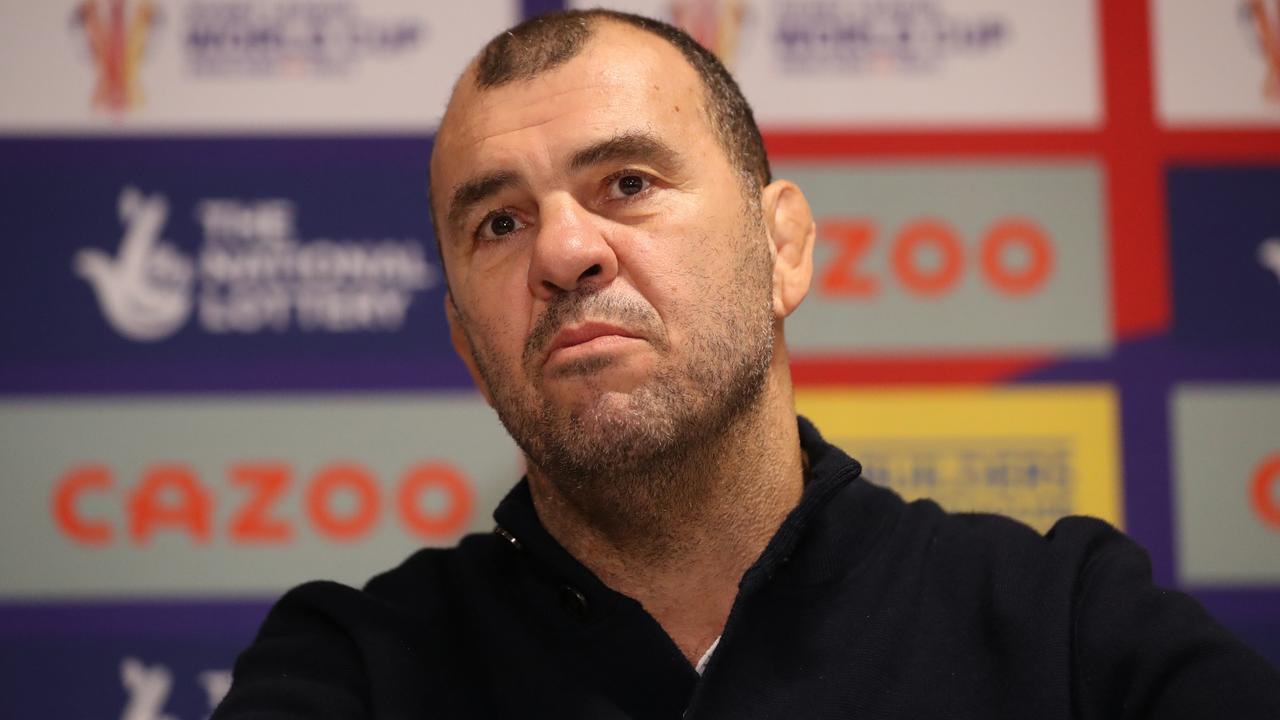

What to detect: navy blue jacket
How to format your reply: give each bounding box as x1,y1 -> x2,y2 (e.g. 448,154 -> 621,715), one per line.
214,418 -> 1280,719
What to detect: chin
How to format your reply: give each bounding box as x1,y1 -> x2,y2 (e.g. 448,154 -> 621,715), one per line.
536,383 -> 686,477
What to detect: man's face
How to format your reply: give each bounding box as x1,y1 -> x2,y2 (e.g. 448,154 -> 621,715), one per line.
431,23 -> 776,481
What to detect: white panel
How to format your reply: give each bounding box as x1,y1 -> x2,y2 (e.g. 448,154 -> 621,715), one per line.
0,394 -> 521,597
1153,0 -> 1280,127
0,0 -> 519,134
572,0 -> 1102,127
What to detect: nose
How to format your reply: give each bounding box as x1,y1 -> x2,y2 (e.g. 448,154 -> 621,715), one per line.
528,194 -> 619,300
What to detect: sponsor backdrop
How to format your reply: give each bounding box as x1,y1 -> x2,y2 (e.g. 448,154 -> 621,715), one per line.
1,0 -> 1278,715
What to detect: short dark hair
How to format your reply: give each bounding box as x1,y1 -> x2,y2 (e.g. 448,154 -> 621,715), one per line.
470,9 -> 772,191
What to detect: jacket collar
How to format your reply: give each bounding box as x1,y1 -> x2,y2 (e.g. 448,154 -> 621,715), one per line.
492,416 -> 890,598
487,417 -> 896,717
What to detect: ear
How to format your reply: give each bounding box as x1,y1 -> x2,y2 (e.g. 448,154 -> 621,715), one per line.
760,179 -> 816,319
445,293 -> 494,406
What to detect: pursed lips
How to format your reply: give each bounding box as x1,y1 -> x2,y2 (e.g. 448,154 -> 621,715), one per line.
543,321 -> 644,366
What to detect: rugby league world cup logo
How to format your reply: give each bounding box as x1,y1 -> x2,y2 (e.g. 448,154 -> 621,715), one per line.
1245,0 -> 1280,102
71,0 -> 158,114
671,0 -> 747,69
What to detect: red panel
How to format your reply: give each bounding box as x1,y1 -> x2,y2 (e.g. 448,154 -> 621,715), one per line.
1159,131 -> 1280,159
1099,0 -> 1170,339
764,130 -> 1098,159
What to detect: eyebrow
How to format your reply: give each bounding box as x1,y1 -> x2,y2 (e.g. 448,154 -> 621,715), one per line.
568,130 -> 682,174
447,170 -> 520,232
445,131 -> 682,234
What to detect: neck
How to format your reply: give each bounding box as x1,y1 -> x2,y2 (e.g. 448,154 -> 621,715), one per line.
526,361 -> 805,666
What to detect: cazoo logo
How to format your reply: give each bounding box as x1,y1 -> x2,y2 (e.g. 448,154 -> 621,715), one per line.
74,186 -> 437,342
816,216 -> 1055,299
1253,453 -> 1280,530
54,459 -> 476,546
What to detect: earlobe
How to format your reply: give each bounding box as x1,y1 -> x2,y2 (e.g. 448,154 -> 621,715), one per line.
761,180 -> 816,319
445,294 -> 495,406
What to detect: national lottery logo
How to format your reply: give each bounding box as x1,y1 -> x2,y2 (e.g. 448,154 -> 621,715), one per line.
74,187 -> 194,341
74,186 -> 438,343
70,0 -> 161,115
119,656 -> 229,720
774,0 -> 1006,73
671,0 -> 748,69
1243,0 -> 1280,103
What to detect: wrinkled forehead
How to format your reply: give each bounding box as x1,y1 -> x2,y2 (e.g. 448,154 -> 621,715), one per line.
429,22 -> 710,212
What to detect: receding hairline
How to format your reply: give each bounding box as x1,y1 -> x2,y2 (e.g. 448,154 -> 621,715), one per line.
445,16 -> 686,119
440,15 -> 710,135
430,10 -> 772,253
433,17 -> 713,213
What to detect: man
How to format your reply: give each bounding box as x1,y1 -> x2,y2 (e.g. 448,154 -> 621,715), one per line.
214,10 -> 1280,719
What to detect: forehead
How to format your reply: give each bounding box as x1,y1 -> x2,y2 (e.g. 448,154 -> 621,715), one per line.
431,22 -> 711,202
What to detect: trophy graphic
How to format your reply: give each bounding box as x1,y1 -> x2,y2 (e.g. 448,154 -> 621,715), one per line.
72,0 -> 158,114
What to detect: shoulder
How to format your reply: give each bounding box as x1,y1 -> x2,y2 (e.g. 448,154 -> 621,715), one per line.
214,532 -> 507,718
881,499 -> 1142,616
263,531 -> 510,629
874,503 -> 1280,714
902,499 -> 1132,573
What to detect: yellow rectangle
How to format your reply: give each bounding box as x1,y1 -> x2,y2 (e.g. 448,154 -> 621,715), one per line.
796,385 -> 1124,532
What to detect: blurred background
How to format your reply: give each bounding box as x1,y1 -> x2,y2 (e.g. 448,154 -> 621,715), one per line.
1,0 -> 1278,716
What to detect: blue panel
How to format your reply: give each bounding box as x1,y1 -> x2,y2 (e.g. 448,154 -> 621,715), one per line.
0,601 -> 269,719
523,0 -> 566,17
0,138 -> 472,393
1167,165 -> 1280,348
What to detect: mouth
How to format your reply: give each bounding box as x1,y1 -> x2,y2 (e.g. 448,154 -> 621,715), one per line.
544,322 -> 645,368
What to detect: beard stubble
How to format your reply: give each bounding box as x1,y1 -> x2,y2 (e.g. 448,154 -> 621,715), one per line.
460,222 -> 776,527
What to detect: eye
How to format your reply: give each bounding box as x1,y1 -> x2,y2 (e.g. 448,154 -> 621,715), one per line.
607,172 -> 651,200
475,210 -> 525,243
